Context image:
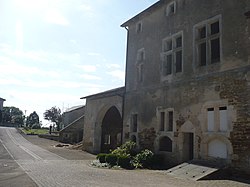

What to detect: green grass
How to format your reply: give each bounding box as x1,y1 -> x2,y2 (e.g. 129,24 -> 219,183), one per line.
20,128 -> 49,135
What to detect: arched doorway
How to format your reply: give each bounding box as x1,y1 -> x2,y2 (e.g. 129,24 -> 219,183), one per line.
101,106 -> 122,153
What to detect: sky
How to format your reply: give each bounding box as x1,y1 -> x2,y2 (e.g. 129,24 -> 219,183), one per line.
0,0 -> 158,126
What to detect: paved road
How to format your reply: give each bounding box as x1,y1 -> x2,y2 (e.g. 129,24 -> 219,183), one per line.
0,127 -> 249,187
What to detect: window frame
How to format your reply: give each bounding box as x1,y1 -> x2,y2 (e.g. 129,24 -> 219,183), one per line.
136,48 -> 145,83
193,15 -> 222,67
157,107 -> 174,132
161,31 -> 183,77
166,1 -> 176,16
136,21 -> 142,34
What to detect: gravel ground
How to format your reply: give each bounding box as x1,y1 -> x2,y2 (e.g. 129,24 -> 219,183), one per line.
22,134 -> 96,161
21,134 -> 250,187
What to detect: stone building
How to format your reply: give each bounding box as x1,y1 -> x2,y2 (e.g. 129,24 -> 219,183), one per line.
59,105 -> 85,144
82,0 -> 250,174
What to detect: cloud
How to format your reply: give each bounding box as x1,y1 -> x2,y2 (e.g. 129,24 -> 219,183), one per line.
87,52 -> 101,56
80,74 -> 101,80
105,64 -> 121,69
76,65 -> 97,72
107,70 -> 125,81
77,3 -> 95,17
44,9 -> 69,26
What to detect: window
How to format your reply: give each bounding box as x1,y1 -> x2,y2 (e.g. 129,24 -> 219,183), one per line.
159,136 -> 172,152
162,32 -> 183,76
137,49 -> 145,61
136,49 -> 145,83
206,106 -> 228,132
194,16 -> 221,67
168,111 -> 173,131
207,108 -> 215,131
131,114 -> 138,132
219,107 -> 228,131
158,109 -> 174,132
160,112 -> 165,131
166,1 -> 176,16
137,63 -> 144,82
136,22 -> 142,33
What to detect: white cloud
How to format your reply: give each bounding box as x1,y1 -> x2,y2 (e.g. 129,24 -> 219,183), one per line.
76,65 -> 97,72
87,52 -> 101,56
106,64 -> 121,69
44,9 -> 69,26
80,74 -> 101,80
107,70 -> 125,81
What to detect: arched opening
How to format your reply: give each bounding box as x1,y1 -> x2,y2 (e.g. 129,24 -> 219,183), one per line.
101,106 -> 122,153
131,135 -> 137,143
208,139 -> 228,159
159,136 -> 172,152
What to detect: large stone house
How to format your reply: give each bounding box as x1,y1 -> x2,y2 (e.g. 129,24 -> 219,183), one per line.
82,0 -> 250,174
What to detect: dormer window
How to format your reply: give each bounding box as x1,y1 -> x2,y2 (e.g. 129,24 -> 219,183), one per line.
166,1 -> 176,16
136,22 -> 142,33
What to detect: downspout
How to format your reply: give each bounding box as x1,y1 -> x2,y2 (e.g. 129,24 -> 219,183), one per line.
121,25 -> 129,144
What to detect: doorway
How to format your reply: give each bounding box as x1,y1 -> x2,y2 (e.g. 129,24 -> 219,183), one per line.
183,133 -> 194,161
101,106 -> 122,153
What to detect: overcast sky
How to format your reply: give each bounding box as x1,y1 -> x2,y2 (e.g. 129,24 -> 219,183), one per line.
0,0 -> 157,125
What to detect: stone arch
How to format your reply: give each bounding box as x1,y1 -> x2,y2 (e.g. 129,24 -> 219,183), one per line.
159,136 -> 173,152
201,135 -> 233,161
180,120 -> 195,133
130,135 -> 137,143
100,106 -> 123,153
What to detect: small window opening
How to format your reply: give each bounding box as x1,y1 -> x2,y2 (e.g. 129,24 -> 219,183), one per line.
168,111 -> 173,131
166,54 -> 172,75
167,3 -> 175,16
199,42 -> 206,66
176,36 -> 182,48
164,40 -> 172,52
211,38 -> 220,63
207,108 -> 214,111
132,114 -> 138,132
211,21 -> 219,35
136,22 -> 142,33
199,27 -> 206,39
175,51 -> 182,73
160,112 -> 165,131
219,106 -> 227,110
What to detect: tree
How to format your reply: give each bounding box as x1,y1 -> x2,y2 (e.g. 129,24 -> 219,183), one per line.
43,106 -> 62,131
2,106 -> 24,126
26,111 -> 40,129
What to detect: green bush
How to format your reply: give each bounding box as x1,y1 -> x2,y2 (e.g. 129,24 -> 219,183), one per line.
117,155 -> 133,169
111,141 -> 137,157
105,154 -> 118,166
133,149 -> 154,169
96,153 -> 107,163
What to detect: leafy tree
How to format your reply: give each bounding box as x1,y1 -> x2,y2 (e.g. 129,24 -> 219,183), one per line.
43,106 -> 62,131
2,106 -> 24,126
26,111 -> 40,129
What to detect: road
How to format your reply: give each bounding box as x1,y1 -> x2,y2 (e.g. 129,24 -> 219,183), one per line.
0,127 -> 249,187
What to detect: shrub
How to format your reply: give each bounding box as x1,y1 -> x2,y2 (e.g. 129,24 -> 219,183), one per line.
111,141 -> 137,157
117,155 -> 133,169
105,154 -> 118,166
133,149 -> 154,169
96,153 -> 107,163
